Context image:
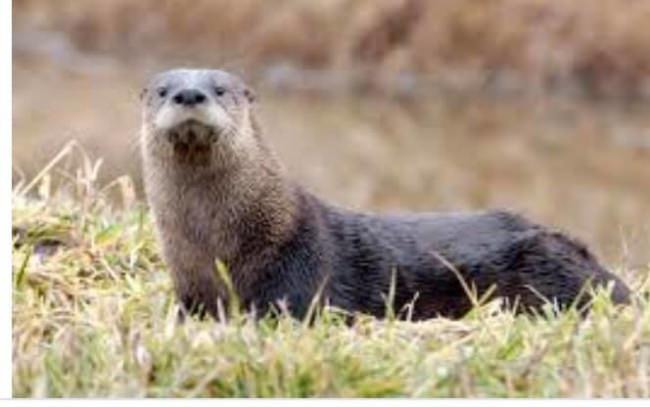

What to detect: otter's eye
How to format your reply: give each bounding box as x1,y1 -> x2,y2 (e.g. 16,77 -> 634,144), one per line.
214,86 -> 226,97
157,87 -> 168,98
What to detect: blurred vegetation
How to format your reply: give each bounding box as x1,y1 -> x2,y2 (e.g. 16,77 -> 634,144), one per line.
13,0 -> 650,98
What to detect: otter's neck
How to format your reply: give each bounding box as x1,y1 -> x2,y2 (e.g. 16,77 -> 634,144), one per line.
146,123 -> 298,265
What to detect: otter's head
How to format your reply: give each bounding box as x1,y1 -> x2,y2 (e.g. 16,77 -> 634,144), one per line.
140,69 -> 257,166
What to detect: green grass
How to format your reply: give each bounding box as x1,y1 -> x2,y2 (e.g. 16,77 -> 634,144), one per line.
11,158 -> 650,397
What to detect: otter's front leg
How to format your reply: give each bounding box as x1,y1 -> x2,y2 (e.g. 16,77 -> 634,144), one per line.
158,234 -> 225,320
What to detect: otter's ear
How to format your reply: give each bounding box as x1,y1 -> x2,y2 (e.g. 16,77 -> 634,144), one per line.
243,88 -> 256,104
139,87 -> 148,101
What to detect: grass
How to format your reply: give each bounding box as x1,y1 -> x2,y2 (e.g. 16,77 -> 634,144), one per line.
11,149 -> 650,397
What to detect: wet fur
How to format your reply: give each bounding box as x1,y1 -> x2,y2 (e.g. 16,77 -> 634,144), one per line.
141,69 -> 631,320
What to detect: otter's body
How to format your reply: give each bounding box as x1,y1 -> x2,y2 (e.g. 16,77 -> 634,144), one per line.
140,69 -> 630,320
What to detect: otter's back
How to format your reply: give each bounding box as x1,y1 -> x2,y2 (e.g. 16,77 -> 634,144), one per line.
325,207 -> 535,269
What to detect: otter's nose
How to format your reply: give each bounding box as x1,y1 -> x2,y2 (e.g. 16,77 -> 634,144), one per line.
172,89 -> 207,107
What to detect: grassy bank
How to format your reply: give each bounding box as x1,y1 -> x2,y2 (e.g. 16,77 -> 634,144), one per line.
11,153 -> 650,397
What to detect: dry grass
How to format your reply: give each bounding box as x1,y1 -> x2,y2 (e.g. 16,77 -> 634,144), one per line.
13,0 -> 650,97
11,148 -> 650,397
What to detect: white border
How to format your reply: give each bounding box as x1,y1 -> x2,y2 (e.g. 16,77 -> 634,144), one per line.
2,0 -> 14,400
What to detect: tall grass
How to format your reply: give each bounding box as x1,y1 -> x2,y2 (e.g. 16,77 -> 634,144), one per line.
11,146 -> 650,397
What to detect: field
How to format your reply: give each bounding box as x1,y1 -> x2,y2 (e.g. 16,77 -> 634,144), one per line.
12,0 -> 650,398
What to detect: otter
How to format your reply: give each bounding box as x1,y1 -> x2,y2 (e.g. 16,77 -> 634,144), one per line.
140,68 -> 630,320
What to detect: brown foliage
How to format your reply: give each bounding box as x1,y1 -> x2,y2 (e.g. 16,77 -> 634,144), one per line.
13,0 -> 650,97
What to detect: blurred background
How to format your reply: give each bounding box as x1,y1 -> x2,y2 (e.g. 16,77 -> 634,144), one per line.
12,0 -> 650,268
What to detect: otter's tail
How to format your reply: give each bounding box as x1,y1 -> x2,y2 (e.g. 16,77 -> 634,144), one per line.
504,229 -> 631,311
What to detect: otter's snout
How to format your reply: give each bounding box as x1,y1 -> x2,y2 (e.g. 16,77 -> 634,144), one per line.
172,89 -> 207,107
147,69 -> 244,147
